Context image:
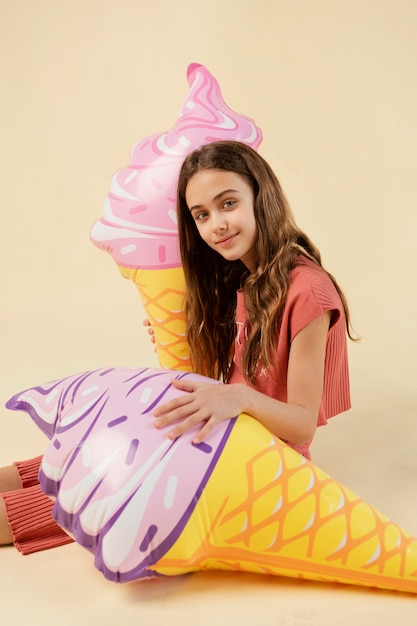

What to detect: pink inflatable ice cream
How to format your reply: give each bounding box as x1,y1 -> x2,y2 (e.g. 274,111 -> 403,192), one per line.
90,63 -> 263,369
7,367 -> 233,581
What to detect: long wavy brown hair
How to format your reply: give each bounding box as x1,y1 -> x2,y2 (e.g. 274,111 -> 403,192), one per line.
177,140 -> 355,384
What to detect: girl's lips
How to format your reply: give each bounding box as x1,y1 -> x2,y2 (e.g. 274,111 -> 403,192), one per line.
216,233 -> 237,246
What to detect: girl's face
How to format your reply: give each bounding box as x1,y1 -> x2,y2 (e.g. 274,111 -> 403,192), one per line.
185,169 -> 258,271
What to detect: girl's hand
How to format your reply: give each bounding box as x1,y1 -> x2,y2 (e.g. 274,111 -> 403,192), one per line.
143,319 -> 155,344
153,378 -> 245,444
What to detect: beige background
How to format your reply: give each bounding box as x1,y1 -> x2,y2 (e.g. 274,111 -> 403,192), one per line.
1,1 -> 416,624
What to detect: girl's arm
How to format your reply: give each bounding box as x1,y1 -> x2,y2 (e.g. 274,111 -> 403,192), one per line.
153,312 -> 331,446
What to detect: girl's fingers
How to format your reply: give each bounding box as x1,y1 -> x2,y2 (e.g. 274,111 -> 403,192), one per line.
192,420 -> 215,444
153,395 -> 194,420
153,381 -> 221,441
170,378 -> 196,392
167,414 -> 209,441
143,318 -> 156,343
143,319 -> 154,333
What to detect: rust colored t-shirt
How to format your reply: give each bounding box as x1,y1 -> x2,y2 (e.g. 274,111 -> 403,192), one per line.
227,257 -> 351,459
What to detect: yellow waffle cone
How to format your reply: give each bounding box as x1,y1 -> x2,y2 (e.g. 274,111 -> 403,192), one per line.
118,266 -> 191,371
154,414 -> 417,594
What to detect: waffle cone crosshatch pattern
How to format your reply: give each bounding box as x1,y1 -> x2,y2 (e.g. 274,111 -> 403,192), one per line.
155,415 -> 417,593
119,266 -> 190,370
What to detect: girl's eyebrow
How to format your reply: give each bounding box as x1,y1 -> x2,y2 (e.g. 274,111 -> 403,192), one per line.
189,189 -> 239,213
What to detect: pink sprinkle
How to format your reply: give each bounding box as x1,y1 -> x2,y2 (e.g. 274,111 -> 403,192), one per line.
129,204 -> 148,214
158,246 -> 166,263
151,178 -> 163,190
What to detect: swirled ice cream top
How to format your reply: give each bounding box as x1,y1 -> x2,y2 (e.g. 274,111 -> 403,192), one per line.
90,63 -> 263,269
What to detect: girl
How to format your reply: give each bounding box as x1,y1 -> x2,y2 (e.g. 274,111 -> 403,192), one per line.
0,140 -> 353,553
151,140 -> 353,459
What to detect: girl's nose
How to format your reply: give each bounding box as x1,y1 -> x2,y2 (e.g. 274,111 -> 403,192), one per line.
212,213 -> 227,232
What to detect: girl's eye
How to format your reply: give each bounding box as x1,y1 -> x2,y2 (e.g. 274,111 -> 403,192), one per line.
195,211 -> 209,221
223,200 -> 235,209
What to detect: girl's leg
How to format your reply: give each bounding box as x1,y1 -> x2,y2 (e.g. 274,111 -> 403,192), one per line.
0,464 -> 22,544
0,496 -> 13,544
0,464 -> 23,493
0,456 -> 74,553
2,484 -> 73,553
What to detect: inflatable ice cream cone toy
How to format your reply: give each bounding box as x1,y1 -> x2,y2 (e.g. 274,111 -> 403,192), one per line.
6,367 -> 417,593
90,64 -> 262,370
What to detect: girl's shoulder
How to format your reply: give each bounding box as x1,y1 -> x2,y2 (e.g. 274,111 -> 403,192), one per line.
289,256 -> 342,311
290,255 -> 330,285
